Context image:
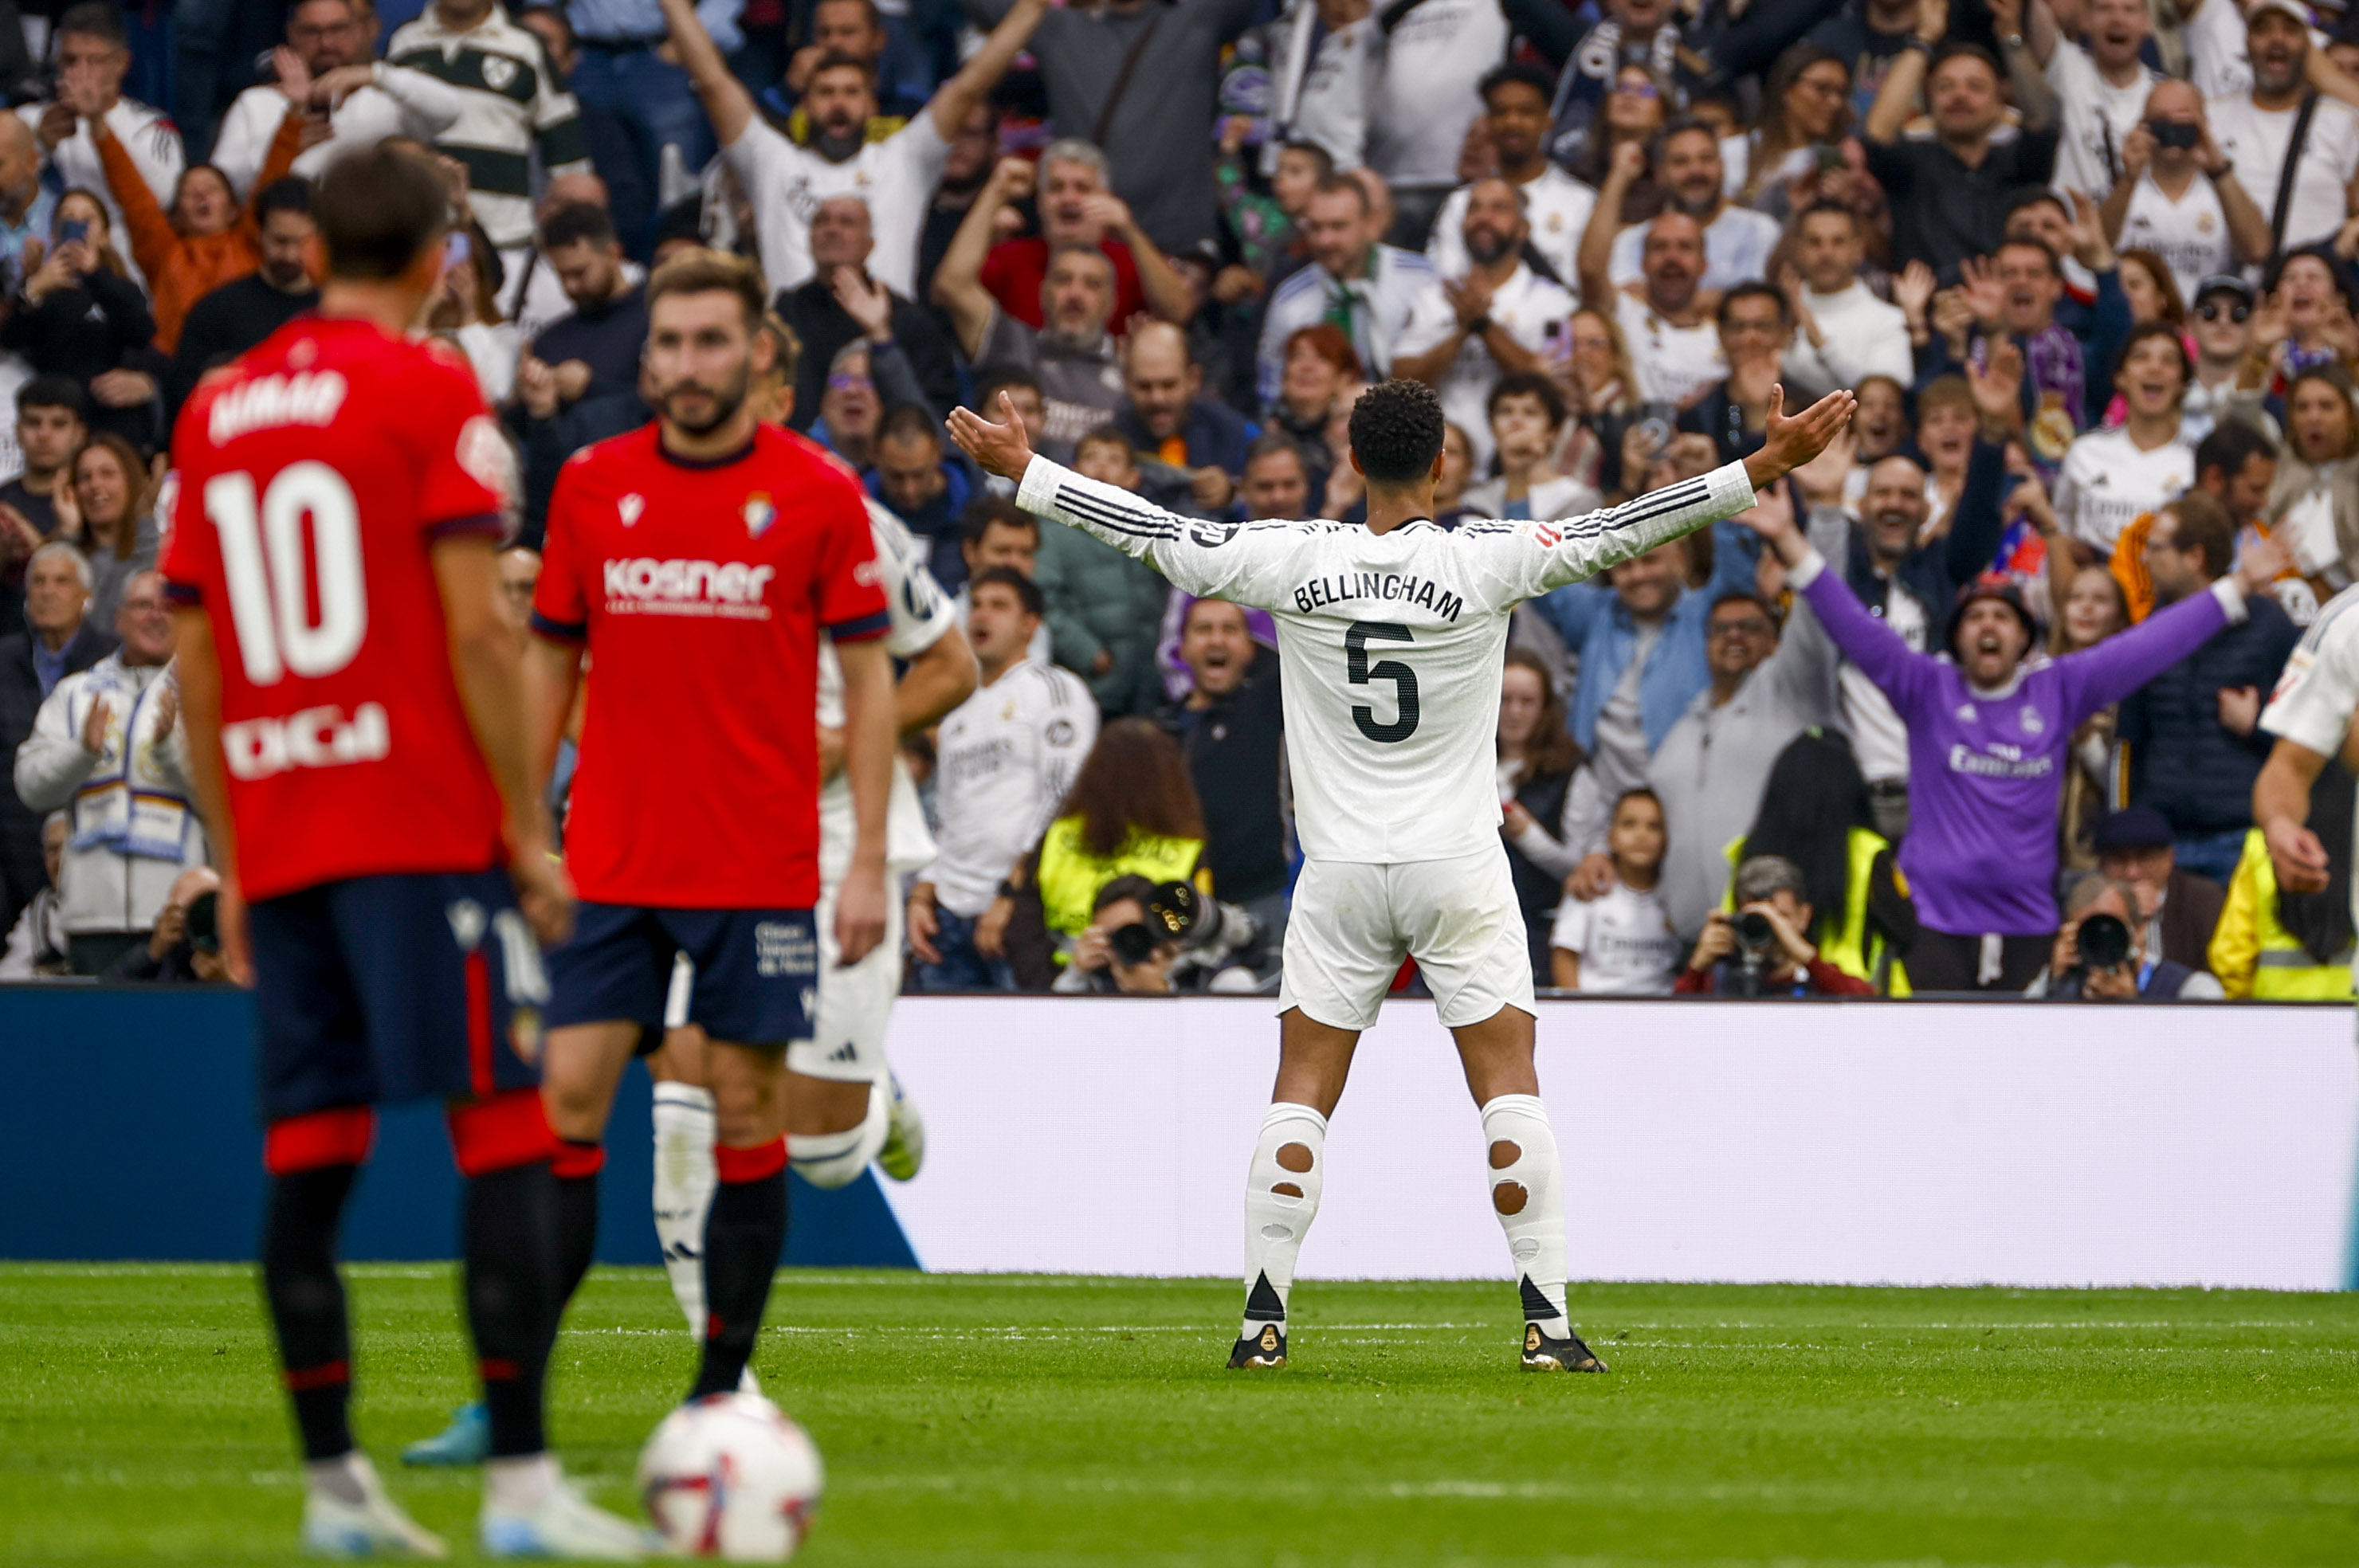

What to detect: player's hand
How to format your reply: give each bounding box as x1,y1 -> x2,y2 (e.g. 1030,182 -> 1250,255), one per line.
217,875 -> 253,987
834,863 -> 888,966
975,893 -> 1014,957
946,390 -> 1040,481
905,887 -> 943,965
1568,851 -> 1615,902
2266,817 -> 2332,894
510,840 -> 576,949
79,696 -> 112,756
1741,385 -> 1858,493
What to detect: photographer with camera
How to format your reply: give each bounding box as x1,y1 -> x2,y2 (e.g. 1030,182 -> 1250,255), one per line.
1674,855 -> 1874,997
2028,871 -> 2225,1000
1052,874 -> 1269,996
100,864 -> 228,983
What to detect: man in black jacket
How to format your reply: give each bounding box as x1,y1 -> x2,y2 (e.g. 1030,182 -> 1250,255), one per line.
509,202 -> 652,546
0,541 -> 113,938
164,175 -> 319,424
1158,596 -> 1289,951
777,194 -> 960,434
2122,490 -> 2301,884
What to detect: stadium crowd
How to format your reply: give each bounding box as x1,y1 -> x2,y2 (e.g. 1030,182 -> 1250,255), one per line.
2,0 -> 2357,1001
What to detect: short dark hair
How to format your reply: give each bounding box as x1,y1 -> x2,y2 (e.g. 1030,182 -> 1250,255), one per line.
1478,61 -> 1555,110
1244,429 -> 1308,473
1929,41 -> 2000,80
1611,786 -> 1662,821
2004,188 -> 2070,226
2195,418 -> 2276,486
1718,280 -> 1790,328
975,365 -> 1042,405
315,144 -> 448,280
877,402 -> 940,448
807,47 -> 876,87
1276,139 -> 1337,182
971,563 -> 1043,618
18,374 -> 87,424
1797,199 -> 1857,233
960,496 -> 1038,546
2162,490 -> 2239,579
55,2 -> 126,48
646,247 -> 766,331
1709,587 -> 1782,627
2113,319 -> 2192,391
1995,234 -> 2059,278
1486,370 -> 1568,432
540,200 -> 618,253
1093,872 -> 1160,915
1075,425 -> 1135,463
1348,378 -> 1446,486
1654,115 -> 1720,163
254,174 -> 312,225
1310,172 -> 1370,214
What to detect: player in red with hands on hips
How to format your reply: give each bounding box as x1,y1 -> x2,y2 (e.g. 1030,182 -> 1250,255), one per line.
165,145 -> 646,1559
523,249 -> 899,1409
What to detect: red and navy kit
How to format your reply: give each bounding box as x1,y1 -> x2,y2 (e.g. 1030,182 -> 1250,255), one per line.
532,422 -> 889,1045
165,317 -> 545,1134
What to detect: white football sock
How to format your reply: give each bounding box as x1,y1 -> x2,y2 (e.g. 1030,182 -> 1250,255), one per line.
1480,1094 -> 1571,1337
303,1452 -> 368,1505
651,1082 -> 717,1336
1239,1103 -> 1327,1340
788,1084 -> 889,1189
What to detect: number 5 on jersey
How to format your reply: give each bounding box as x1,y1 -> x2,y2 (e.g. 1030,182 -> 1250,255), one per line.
1346,621 -> 1419,743
206,462 -> 368,686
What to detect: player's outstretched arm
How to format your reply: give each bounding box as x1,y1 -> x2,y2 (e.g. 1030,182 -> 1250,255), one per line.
171,607 -> 250,986
433,537 -> 575,948
836,639 -> 897,966
1741,385 -> 1858,495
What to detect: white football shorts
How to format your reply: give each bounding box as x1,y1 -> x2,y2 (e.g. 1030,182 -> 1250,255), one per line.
1275,845 -> 1537,1033
659,884 -> 901,1083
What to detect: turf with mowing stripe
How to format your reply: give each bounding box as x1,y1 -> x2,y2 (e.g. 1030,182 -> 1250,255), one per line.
0,1264 -> 2354,1566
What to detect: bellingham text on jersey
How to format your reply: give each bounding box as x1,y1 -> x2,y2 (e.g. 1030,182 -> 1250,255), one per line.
1290,570 -> 1466,621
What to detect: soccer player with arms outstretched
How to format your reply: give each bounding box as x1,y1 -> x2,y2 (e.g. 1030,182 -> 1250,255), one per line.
950,377 -> 1854,1372
524,251 -> 898,1406
167,146 -> 645,1558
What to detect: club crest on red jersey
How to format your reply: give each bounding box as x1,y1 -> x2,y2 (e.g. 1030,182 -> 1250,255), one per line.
618,493 -> 645,527
745,493 -> 776,538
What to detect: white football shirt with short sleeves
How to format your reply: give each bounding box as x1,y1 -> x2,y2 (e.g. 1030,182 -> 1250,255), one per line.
724,113 -> 951,301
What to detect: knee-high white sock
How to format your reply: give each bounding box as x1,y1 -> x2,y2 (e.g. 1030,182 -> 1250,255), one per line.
1481,1094 -> 1571,1337
1239,1103 -> 1327,1341
651,1082 -> 717,1336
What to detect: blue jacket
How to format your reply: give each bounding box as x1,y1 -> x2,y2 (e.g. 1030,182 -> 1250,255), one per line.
1530,519 -> 1762,755
2121,592 -> 2302,836
1112,397 -> 1258,476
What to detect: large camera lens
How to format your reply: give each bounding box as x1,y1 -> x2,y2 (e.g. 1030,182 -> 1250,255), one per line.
2077,912 -> 2132,971
1109,921 -> 1160,967
1734,910 -> 1776,953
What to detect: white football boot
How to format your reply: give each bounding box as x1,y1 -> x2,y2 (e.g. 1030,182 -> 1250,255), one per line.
480,1470 -> 652,1560
299,1454 -> 448,1558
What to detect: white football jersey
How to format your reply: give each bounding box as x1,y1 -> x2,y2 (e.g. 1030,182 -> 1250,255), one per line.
817,501 -> 960,881
1014,457 -> 1757,863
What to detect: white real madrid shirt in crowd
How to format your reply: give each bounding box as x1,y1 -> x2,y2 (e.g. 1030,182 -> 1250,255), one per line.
16,96 -> 179,289
2053,425 -> 2196,554
1780,280 -> 1913,403
1254,242 -> 1436,406
1607,205 -> 1783,292
2205,88 -> 2359,254
211,64 -> 469,198
1262,1 -> 1380,173
1013,454 -> 1758,862
1426,165 -> 1598,296
1364,0 -> 1509,192
2184,0 -> 2254,100
1612,291 -> 1727,408
818,502 -> 961,882
724,111 -> 949,303
2259,582 -> 2359,982
1548,878 -> 1683,994
2046,41 -> 2161,202
2116,171 -> 2236,306
1393,260 -> 1579,468
387,5 -> 592,250
922,652 -> 1098,918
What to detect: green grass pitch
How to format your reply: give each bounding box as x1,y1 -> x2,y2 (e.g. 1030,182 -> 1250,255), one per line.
1,1264 -> 2356,1566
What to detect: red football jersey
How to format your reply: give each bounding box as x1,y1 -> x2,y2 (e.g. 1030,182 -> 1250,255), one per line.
162,316 -> 511,902
533,423 -> 889,908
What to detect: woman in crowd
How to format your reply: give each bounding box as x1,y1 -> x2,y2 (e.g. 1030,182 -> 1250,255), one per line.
2211,762 -> 2357,998
1569,65 -> 1670,223
2,192 -> 156,448
2263,364 -> 2359,594
1462,374 -> 1595,520
2052,563 -> 2133,870
1434,422 -> 1476,527
1733,45 -> 1851,210
995,719 -> 1207,988
1268,324 -> 1359,501
2118,251 -> 2187,331
1496,649 -> 1588,983
1730,729 -> 1913,992
2250,248 -> 2359,392
425,221 -> 516,406
1562,307 -> 1640,498
95,98 -> 306,352
62,432 -> 157,629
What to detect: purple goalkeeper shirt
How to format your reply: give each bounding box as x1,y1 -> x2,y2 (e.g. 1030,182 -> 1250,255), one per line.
1796,552 -> 2243,936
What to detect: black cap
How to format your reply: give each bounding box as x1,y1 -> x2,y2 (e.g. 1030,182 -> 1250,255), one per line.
2192,274 -> 2255,308
2093,806 -> 2176,852
1945,572 -> 2039,656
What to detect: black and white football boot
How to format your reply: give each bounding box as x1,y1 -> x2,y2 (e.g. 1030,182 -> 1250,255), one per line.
1517,1275 -> 1607,1371
1227,1272 -> 1289,1368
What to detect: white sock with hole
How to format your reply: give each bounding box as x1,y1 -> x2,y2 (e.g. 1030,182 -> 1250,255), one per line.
651,1082 -> 717,1336
1480,1093 -> 1571,1338
1239,1103 -> 1327,1343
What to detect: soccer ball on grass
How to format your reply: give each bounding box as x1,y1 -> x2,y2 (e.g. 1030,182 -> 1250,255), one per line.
637,1391 -> 824,1560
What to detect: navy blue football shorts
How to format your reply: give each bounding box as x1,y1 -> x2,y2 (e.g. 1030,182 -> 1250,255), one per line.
543,903 -> 817,1050
249,870 -> 548,1123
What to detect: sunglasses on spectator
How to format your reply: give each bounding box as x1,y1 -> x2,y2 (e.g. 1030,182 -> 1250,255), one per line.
1709,616 -> 1775,637
826,372 -> 874,393
1615,80 -> 1661,98
2196,300 -> 2251,323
